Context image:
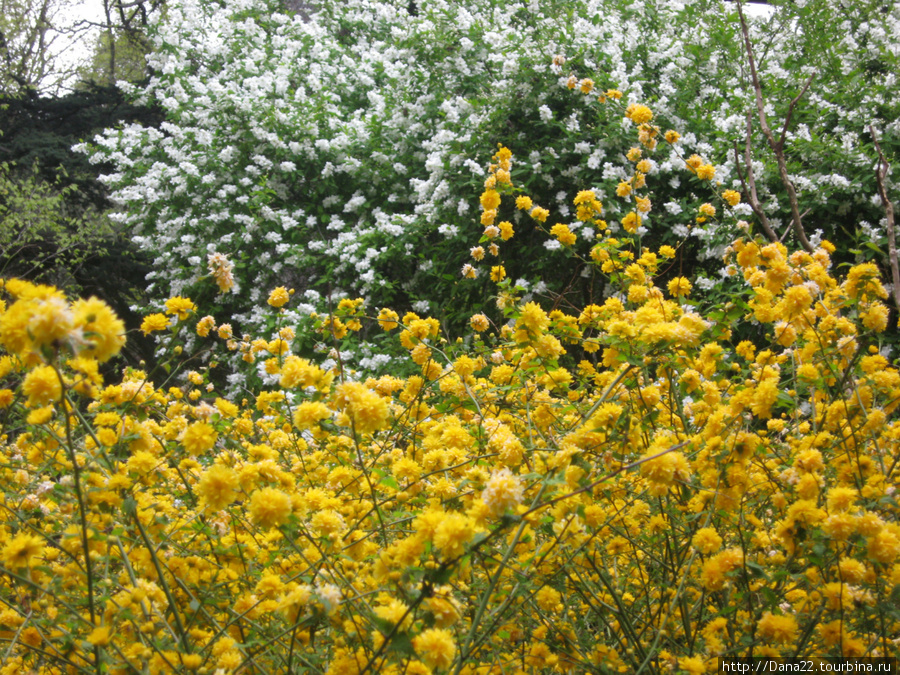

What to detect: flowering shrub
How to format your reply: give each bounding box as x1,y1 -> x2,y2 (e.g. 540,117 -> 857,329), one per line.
3,105 -> 900,670
82,0 -> 899,354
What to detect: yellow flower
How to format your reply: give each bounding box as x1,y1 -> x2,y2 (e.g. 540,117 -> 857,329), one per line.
73,297 -> 126,362
22,365 -> 62,407
722,190 -> 741,206
310,509 -> 346,538
375,598 -> 414,631
26,406 -> 54,424
635,196 -> 651,214
579,78 -> 594,94
826,486 -> 858,513
777,285 -> 812,319
515,195 -> 533,211
679,656 -> 707,674
433,512 -> 476,560
691,527 -> 723,554
1,532 -> 45,569
98,427 -> 121,449
535,586 -> 562,613
626,104 -> 653,125
181,421 -> 217,455
867,526 -> 900,563
207,251 -> 236,293
249,487 -> 293,529
140,313 -> 169,335
621,212 -> 641,233
164,296 -> 197,320
215,397 -> 239,418
480,189 -> 501,211
757,611 -> 798,645
550,223 -> 576,246
86,626 -> 112,647
696,164 -> 716,181
668,277 -> 692,298
482,468 -> 524,515
844,262 -> 888,300
292,401 -> 332,429
665,129 -> 681,143
377,308 -> 399,331
333,381 -> 389,435
530,206 -> 549,222
278,584 -> 313,623
197,464 -> 240,511
517,302 -> 550,334
640,450 -> 691,492
861,302 -> 889,332
180,654 -> 203,670
196,315 -> 216,337
470,313 -> 489,332
490,265 -> 506,282
700,548 -> 744,591
279,356 -> 329,390
25,295 -> 74,349
268,287 -> 291,308
413,628 -> 456,670
498,221 -> 514,240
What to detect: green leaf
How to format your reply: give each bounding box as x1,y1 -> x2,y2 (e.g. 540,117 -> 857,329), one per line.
386,633 -> 416,656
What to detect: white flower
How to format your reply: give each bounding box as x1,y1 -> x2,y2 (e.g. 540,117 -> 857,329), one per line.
664,201 -> 683,215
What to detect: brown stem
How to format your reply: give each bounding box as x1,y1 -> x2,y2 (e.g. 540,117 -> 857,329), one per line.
870,125 -> 900,314
737,0 -> 815,252
738,117 -> 778,243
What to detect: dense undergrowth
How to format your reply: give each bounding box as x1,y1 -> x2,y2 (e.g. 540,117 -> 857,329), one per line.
1,92 -> 899,674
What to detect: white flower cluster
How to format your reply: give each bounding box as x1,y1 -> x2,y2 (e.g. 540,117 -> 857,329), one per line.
83,0 -> 899,363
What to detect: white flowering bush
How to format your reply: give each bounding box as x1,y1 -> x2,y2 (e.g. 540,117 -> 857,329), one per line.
82,0 -> 899,370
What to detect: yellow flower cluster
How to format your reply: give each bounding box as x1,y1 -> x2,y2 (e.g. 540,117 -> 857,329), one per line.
2,218 -> 899,673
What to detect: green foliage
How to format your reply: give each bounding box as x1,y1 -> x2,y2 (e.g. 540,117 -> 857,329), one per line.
0,159 -> 113,288
0,83 -> 163,209
78,27 -> 152,88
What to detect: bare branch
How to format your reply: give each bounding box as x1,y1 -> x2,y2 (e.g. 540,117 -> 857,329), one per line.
870,125 -> 900,315
737,0 -> 815,252
736,114 -> 778,243
778,73 -> 816,150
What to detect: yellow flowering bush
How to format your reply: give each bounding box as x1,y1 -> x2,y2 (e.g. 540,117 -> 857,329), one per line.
1,97 -> 899,675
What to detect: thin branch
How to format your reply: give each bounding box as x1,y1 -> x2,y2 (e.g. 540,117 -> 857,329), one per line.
779,74 -> 816,150
870,125 -> 900,315
737,0 -> 815,252
737,117 -> 778,243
